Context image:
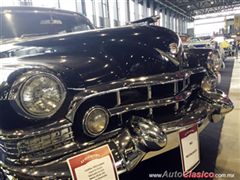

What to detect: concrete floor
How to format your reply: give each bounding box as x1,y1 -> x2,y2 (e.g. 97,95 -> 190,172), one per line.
214,56 -> 240,180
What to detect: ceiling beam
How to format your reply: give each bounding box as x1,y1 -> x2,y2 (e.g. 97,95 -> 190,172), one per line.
154,0 -> 194,21
166,0 -> 240,16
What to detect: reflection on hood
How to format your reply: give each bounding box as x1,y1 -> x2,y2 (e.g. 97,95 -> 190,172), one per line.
0,37 -> 56,58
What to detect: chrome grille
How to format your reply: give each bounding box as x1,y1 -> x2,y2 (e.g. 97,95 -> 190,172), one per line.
66,68 -> 206,124
0,120 -> 77,165
108,78 -> 191,117
67,68 -> 206,126
18,127 -> 73,156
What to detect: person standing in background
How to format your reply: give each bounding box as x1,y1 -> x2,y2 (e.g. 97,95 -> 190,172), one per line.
235,39 -> 239,57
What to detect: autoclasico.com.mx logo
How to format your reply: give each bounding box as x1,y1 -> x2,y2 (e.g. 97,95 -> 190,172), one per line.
149,171 -> 235,179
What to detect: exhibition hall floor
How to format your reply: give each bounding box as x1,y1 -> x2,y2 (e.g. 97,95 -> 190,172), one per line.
121,56 -> 239,180
214,55 -> 240,180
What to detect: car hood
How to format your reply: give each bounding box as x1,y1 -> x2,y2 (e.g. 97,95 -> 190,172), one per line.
0,25 -> 181,88
0,34 -> 65,56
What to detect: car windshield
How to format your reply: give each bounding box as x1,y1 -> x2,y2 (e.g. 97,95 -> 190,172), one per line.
0,10 -> 94,39
188,38 -> 201,42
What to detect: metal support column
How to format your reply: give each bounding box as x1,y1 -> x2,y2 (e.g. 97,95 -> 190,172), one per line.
169,12 -> 172,30
82,0 -> 87,16
143,0 -> 147,18
19,0 -> 32,6
182,18 -> 185,34
180,18 -> 182,34
156,4 -> 160,26
178,18 -> 181,33
91,0 -> 97,26
57,0 -> 60,8
166,9 -> 170,29
162,8 -> 165,27
174,15 -> 178,33
78,0 -> 87,16
171,13 -> 174,30
178,16 -> 180,34
113,0 -> 119,26
125,0 -> 130,23
134,0 -> 139,20
99,0 -> 104,27
150,0 -> 155,16
183,18 -> 186,34
169,12 -> 171,30
180,17 -> 183,35
172,14 -> 175,30
185,20 -> 188,34
75,0 -> 78,12
105,0 -> 110,27
178,17 -> 181,34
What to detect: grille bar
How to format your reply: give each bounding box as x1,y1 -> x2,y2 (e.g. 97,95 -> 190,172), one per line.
147,86 -> 153,116
109,89 -> 192,116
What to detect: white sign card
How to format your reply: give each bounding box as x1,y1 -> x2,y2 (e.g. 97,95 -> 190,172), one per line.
179,124 -> 200,173
67,144 -> 119,180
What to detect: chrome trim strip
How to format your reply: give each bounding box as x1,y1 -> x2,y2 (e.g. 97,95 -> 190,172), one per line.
108,89 -> 192,116
174,82 -> 179,111
70,67 -> 205,101
116,91 -> 121,105
147,86 -> 153,115
173,82 -> 178,95
0,119 -> 71,140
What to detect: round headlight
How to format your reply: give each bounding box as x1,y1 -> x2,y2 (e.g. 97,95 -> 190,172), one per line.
207,51 -> 221,73
83,106 -> 109,137
169,43 -> 179,55
19,73 -> 66,119
201,76 -> 216,92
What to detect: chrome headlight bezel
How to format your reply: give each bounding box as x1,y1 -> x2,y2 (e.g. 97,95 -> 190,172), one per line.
201,76 -> 216,92
10,72 -> 66,119
82,106 -> 109,137
207,51 -> 221,73
169,43 -> 179,55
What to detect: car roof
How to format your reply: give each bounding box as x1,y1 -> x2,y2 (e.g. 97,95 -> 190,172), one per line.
0,6 -> 82,17
0,6 -> 95,29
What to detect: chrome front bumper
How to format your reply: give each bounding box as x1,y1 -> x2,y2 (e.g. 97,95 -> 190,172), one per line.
0,89 -> 233,179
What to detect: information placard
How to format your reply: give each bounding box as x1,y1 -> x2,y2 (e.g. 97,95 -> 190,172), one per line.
179,124 -> 200,173
67,144 -> 118,180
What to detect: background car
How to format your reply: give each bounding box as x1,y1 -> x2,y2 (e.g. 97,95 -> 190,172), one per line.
181,35 -> 225,74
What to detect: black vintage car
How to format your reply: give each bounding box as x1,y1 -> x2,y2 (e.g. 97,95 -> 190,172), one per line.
0,7 -> 233,179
